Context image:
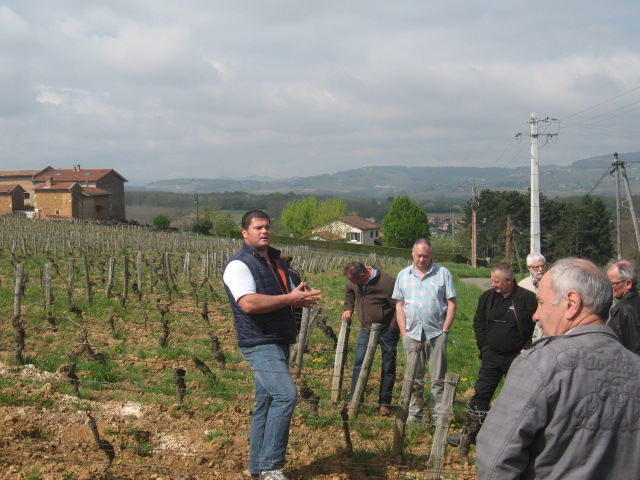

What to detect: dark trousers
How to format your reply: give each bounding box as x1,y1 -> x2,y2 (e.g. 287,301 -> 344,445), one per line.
468,349 -> 518,415
349,326 -> 400,407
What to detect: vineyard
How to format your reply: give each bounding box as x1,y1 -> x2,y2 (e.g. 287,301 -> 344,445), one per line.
0,216 -> 482,480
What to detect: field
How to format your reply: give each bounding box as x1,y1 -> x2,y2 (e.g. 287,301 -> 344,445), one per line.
0,217 -> 489,480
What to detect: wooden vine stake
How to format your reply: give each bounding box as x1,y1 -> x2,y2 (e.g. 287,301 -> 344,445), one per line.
392,340 -> 422,457
12,263 -> 26,365
174,368 -> 187,403
83,254 -> 93,304
44,262 -> 56,330
426,372 -> 460,479
331,319 -> 351,403
348,323 -> 381,419
293,307 -> 311,379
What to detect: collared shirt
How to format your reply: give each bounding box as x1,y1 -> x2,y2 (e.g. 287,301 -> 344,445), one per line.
360,266 -> 378,294
392,262 -> 456,340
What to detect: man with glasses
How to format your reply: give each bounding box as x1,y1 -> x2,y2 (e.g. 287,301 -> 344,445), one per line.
447,262 -> 537,458
606,259 -> 640,354
518,253 -> 546,341
477,258 -> 640,479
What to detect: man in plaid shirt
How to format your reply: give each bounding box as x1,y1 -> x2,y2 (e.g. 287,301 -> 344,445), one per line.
392,238 -> 457,422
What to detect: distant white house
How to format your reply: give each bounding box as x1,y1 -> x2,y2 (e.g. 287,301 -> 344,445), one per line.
310,215 -> 381,245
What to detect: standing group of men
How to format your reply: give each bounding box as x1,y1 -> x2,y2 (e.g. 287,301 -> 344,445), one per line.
343,238 -> 456,422
224,209 -> 640,480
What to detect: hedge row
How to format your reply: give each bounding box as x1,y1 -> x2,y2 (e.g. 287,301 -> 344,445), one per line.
228,231 -> 473,264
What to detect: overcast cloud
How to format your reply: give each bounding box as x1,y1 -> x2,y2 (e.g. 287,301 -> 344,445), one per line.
1,1 -> 639,183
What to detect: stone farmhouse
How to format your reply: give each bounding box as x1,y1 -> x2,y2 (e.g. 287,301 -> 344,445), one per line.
310,215 -> 381,245
0,165 -> 127,220
0,184 -> 26,214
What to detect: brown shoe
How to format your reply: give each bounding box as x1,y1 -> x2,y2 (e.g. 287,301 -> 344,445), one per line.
379,406 -> 390,417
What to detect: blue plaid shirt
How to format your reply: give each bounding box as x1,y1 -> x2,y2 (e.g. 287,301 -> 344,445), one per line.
392,262 -> 456,341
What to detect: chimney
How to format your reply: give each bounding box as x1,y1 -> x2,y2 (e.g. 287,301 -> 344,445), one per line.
46,177 -> 53,187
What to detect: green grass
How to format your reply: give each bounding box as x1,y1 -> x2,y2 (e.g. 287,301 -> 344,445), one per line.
0,216 -> 497,478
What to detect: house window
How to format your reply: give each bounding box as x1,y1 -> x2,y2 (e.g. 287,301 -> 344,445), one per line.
370,231 -> 374,238
348,232 -> 361,243
55,210 -> 60,215
24,192 -> 30,200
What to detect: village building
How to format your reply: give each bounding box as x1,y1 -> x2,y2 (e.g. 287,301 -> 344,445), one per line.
0,168 -> 50,207
0,184 -> 26,215
33,179 -> 112,220
0,165 -> 127,220
311,215 -> 381,245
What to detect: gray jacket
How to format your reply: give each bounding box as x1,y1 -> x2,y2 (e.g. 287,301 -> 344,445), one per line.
477,324 -> 640,480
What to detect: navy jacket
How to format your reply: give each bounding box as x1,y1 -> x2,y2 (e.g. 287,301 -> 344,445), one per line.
223,242 -> 296,348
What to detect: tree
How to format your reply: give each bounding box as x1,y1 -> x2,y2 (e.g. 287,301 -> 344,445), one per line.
545,196 -> 613,264
461,189 -> 614,266
463,190 -> 529,261
280,196 -> 348,237
191,205 -> 237,237
203,205 -> 237,237
190,218 -> 214,235
382,195 -> 430,248
152,215 -> 171,229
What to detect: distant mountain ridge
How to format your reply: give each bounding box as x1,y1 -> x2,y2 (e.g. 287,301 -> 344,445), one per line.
131,152 -> 640,200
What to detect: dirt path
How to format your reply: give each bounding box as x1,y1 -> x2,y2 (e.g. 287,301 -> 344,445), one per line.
460,278 -> 491,291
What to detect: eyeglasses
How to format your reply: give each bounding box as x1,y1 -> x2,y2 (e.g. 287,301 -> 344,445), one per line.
529,264 -> 545,270
611,280 -> 626,287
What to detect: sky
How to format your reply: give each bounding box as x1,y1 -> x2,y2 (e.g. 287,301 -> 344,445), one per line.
1,1 -> 639,183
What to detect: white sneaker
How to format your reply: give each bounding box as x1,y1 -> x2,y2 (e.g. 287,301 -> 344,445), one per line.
259,470 -> 289,480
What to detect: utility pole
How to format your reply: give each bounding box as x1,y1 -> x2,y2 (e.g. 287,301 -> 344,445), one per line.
614,154 -> 622,258
505,216 -> 513,264
470,186 -> 479,268
516,113 -> 558,255
612,152 -> 640,256
194,193 -> 199,225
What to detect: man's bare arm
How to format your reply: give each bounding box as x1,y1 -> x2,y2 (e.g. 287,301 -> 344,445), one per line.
396,300 -> 407,336
443,297 -> 457,331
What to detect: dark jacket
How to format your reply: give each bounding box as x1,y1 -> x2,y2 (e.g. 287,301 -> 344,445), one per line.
608,288 -> 640,355
223,242 -> 296,348
473,284 -> 537,353
344,267 -> 398,333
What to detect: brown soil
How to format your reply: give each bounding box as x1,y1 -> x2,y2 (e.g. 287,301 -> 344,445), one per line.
0,360 -> 476,480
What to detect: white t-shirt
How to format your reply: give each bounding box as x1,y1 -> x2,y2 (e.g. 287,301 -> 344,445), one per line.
223,259 -> 295,302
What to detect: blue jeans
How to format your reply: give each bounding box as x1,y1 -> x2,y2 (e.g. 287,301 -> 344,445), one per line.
349,327 -> 400,407
240,344 -> 298,474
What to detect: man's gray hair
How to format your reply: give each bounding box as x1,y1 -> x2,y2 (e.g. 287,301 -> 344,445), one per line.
413,238 -> 432,249
491,261 -> 514,278
526,252 -> 546,267
607,259 -> 638,288
549,258 -> 613,319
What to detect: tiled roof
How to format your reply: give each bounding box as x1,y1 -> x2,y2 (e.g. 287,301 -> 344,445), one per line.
0,168 -> 51,178
33,168 -> 127,183
338,215 -> 381,230
0,184 -> 24,194
308,231 -> 345,241
34,182 -> 78,191
82,187 -> 111,196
